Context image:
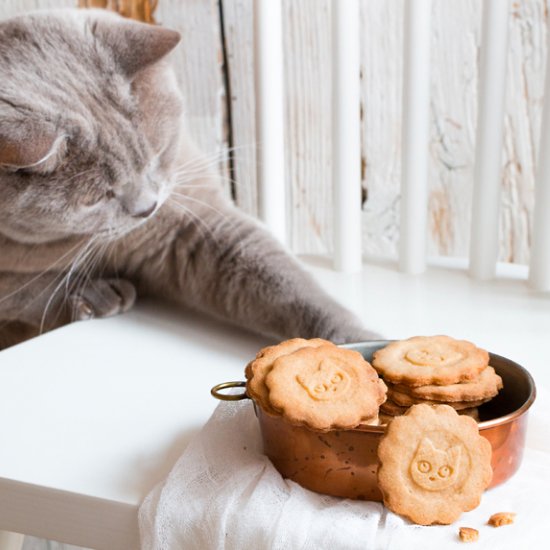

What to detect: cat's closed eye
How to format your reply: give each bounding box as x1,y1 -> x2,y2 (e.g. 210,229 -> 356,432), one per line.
1,134 -> 68,176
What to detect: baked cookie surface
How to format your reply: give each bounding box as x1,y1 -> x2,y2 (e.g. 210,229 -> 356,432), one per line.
265,345 -> 387,431
387,389 -> 490,409
372,335 -> 489,386
377,404 -> 493,525
245,338 -> 332,415
388,366 -> 502,402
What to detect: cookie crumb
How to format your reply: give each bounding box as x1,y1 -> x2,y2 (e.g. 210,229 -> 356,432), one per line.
459,527 -> 479,542
488,512 -> 515,527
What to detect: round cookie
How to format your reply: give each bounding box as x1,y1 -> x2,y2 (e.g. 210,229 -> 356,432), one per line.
387,388 -> 490,410
388,366 -> 502,403
246,338 -> 333,415
380,399 -> 409,417
372,336 -> 489,386
265,345 -> 387,431
377,404 -> 493,525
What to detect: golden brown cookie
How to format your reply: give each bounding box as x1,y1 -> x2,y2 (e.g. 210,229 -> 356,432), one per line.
387,388 -> 490,410
246,338 -> 333,414
458,527 -> 479,542
380,399 -> 409,416
372,336 -> 489,386
488,512 -> 515,527
377,404 -> 493,525
265,345 -> 387,431
388,366 -> 502,403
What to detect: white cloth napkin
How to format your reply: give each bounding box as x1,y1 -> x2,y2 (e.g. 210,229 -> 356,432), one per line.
139,387 -> 550,550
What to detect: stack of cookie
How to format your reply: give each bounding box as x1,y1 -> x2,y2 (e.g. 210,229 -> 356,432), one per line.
372,336 -> 502,423
245,338 -> 387,432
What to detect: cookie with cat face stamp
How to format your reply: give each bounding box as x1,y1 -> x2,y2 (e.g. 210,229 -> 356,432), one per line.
372,336 -> 489,387
377,404 -> 493,525
388,366 -> 503,403
265,345 -> 387,431
245,338 -> 333,415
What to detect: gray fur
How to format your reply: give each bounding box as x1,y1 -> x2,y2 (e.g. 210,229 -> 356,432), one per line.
0,8 -> 378,349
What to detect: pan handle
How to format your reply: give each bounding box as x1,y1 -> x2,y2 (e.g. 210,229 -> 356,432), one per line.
210,381 -> 249,401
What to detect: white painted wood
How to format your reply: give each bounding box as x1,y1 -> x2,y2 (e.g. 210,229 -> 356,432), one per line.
155,0 -> 231,198
3,0 -> 548,266
359,0 -> 403,260
332,0 -> 362,273
0,531 -> 24,550
220,0 -> 258,216
469,0 -> 511,280
254,0 -> 287,244
529,26 -> 550,292
399,0 -> 431,274
0,304 -> 267,547
427,0 -> 479,259
0,0 -> 75,17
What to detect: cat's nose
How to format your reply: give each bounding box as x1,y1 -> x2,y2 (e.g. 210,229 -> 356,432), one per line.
132,202 -> 157,219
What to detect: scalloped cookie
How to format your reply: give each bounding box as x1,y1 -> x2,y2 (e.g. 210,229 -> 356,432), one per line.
387,389 -> 490,410
372,336 -> 489,386
388,366 -> 502,403
265,345 -> 387,431
246,338 -> 333,415
377,404 -> 493,525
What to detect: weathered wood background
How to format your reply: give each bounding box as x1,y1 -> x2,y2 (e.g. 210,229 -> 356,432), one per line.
2,0 -> 547,265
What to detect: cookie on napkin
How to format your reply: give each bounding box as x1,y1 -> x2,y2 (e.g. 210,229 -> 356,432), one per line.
377,404 -> 493,525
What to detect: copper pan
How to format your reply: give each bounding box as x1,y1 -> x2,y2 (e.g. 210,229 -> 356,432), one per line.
212,341 -> 536,501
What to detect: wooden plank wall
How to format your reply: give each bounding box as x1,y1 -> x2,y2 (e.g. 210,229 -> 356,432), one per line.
224,0 -> 548,264
2,0 -> 548,264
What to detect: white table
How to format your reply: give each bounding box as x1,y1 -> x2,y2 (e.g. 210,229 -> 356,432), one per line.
0,258 -> 548,549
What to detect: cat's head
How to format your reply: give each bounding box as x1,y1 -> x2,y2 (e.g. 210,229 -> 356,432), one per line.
0,9 -> 183,243
409,436 -> 462,491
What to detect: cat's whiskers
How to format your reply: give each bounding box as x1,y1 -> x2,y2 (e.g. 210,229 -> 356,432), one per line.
167,198 -> 222,248
66,239 -> 110,323
39,236 -> 100,333
0,239 -> 85,307
63,167 -> 100,185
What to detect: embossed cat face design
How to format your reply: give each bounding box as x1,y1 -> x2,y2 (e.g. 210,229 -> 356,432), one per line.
410,437 -> 462,491
405,347 -> 463,367
297,359 -> 350,401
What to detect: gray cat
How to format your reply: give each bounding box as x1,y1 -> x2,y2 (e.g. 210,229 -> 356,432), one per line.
0,8 -> 377,350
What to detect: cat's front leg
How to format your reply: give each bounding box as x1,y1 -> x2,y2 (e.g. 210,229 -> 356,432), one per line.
68,278 -> 136,321
134,205 -> 380,343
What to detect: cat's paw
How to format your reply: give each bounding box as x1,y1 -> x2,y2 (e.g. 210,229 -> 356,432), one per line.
69,278 -> 136,321
323,325 -> 384,345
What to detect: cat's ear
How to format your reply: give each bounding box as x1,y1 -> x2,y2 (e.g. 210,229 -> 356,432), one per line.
93,17 -> 181,77
417,437 -> 437,455
0,122 -> 64,171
